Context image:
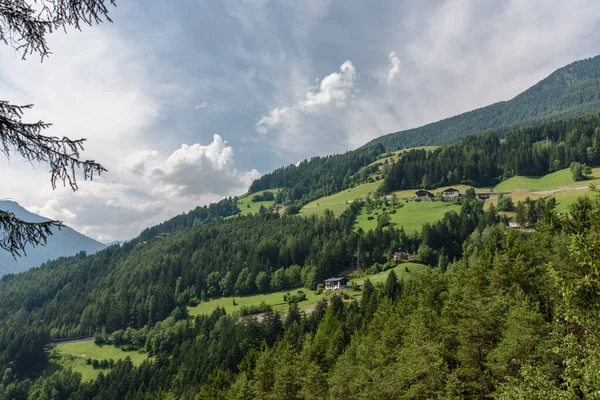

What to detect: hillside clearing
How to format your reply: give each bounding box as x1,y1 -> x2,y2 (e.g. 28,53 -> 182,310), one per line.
355,200 -> 461,233
188,288 -> 327,317
494,167 -> 600,192
237,189 -> 281,216
487,187 -> 594,213
49,340 -> 148,382
350,262 -> 429,285
300,180 -> 382,216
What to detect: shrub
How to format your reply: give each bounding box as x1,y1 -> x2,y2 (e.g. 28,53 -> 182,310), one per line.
239,301 -> 272,316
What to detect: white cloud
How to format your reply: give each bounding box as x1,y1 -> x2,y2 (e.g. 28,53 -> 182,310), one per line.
256,107 -> 289,135
301,60 -> 356,111
255,60 -> 356,148
27,200 -> 77,223
147,134 -> 259,197
387,52 -> 401,83
195,102 -> 229,112
10,134 -> 260,242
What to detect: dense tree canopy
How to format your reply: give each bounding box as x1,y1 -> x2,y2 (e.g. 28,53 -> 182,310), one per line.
382,113 -> 600,191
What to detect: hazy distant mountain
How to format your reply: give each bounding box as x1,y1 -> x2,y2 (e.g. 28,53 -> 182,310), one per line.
0,201 -> 106,275
104,240 -> 128,247
364,54 -> 600,150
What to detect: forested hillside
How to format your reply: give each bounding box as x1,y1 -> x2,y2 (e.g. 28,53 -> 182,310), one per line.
364,55 -> 600,150
3,190 -> 600,398
136,197 -> 241,243
248,144 -> 384,208
381,113 -> 600,191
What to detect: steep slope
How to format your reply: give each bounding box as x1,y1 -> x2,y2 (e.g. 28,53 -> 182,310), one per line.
0,201 -> 106,275
364,55 -> 600,150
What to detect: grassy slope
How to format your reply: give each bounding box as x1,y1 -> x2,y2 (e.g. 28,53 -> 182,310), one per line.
355,201 -> 462,233
237,189 -> 281,216
350,262 -> 429,285
487,187 -> 594,214
49,340 -> 148,382
189,262 -> 430,316
188,288 -> 327,317
494,167 -> 600,192
300,181 -> 382,216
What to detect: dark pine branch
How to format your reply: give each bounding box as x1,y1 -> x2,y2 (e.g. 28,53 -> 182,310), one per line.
0,209 -> 62,256
0,100 -> 107,190
0,0 -> 116,60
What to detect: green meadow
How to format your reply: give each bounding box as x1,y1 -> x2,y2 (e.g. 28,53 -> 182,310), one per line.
355,200 -> 462,233
49,340 -> 148,382
236,188 -> 281,216
350,262 -> 429,285
494,167 -> 600,192
188,287 -> 328,317
300,180 -> 382,216
488,187 -> 594,214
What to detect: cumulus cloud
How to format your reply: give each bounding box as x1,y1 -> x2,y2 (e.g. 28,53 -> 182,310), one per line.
302,60 -> 356,111
12,134 -> 260,242
256,60 -> 356,143
146,134 -> 259,197
387,52 -> 401,83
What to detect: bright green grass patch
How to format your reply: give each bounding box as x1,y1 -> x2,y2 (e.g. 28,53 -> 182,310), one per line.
350,262 -> 429,285
188,287 -> 327,317
488,187 -> 595,214
237,188 -> 281,216
494,167 -> 600,192
300,180 -> 383,216
355,200 -> 461,233
49,340 -> 148,382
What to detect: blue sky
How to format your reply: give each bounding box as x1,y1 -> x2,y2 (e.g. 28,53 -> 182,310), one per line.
2,0 -> 600,241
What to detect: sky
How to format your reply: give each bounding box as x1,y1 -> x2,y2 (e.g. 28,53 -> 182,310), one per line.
2,0 -> 600,242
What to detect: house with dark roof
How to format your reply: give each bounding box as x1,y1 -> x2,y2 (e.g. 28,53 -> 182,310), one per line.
442,188 -> 460,199
324,277 -> 349,291
415,190 -> 434,200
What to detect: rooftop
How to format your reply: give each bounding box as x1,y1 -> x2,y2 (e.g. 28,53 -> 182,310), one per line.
324,277 -> 347,283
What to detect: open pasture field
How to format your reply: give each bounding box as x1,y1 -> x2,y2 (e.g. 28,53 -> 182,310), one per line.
188,287 -> 328,317
237,188 -> 281,216
494,167 -> 600,192
300,180 -> 382,216
50,340 -> 148,382
355,200 -> 461,233
350,262 -> 429,285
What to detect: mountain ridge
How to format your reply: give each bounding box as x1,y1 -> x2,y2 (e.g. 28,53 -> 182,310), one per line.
362,54 -> 600,150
